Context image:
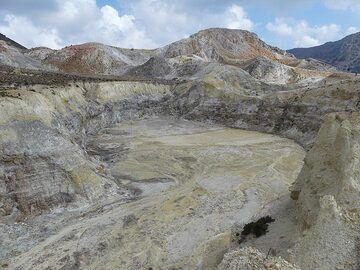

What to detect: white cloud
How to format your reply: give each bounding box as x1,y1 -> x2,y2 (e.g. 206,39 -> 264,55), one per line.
324,0 -> 360,12
226,5 -> 254,30
266,18 -> 342,47
0,14 -> 62,48
346,26 -> 359,35
130,0 -> 190,47
133,0 -> 188,28
299,36 -> 320,47
88,5 -> 155,49
0,0 -> 256,49
0,0 -> 154,49
130,1 -> 255,47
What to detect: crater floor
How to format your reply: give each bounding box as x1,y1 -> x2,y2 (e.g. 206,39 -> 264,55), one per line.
3,117 -> 305,269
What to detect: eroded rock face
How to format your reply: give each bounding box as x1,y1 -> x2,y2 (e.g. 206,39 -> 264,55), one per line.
291,112 -> 360,269
241,56 -> 297,85
0,81 -> 173,220
1,74 -> 359,220
292,112 -> 360,226
293,195 -> 359,270
166,78 -> 360,149
0,120 -> 105,218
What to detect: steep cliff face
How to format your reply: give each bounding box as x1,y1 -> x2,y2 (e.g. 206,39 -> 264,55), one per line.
0,81 -> 173,219
166,77 -> 360,148
292,112 -> 360,226
1,69 -> 359,220
290,112 -> 360,269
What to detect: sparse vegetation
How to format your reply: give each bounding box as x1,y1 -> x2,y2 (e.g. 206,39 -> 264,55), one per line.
235,216 -> 276,245
241,216 -> 275,238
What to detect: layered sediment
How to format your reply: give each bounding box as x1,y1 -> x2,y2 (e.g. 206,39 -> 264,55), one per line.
1,75 -> 359,220
0,80 -> 172,219
1,28 -> 360,269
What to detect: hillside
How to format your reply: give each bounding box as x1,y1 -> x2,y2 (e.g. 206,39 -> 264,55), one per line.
157,28 -> 294,64
0,28 -> 336,85
26,43 -> 154,75
289,32 -> 360,73
0,33 -> 27,50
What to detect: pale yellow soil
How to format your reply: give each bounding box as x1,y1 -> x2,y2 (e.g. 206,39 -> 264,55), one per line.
7,117 -> 305,269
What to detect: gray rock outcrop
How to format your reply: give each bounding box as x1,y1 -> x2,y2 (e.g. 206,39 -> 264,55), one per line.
291,112 -> 360,269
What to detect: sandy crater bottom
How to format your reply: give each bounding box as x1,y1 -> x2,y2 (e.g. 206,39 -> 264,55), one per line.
6,117 -> 305,269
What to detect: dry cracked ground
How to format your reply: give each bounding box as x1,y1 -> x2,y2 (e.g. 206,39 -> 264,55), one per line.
1,117 -> 305,269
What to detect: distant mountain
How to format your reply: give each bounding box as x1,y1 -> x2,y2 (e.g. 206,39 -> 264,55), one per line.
288,32 -> 360,73
26,28 -> 298,76
0,38 -> 55,70
0,28 -> 336,84
0,33 -> 27,50
157,28 -> 295,65
26,43 -> 153,75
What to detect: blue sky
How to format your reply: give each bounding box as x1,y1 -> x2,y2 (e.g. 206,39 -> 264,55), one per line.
0,0 -> 359,50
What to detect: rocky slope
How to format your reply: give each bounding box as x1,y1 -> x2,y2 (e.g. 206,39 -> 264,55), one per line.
157,28 -> 293,65
0,78 -> 175,220
2,28 -> 336,85
165,72 -> 360,148
0,41 -> 55,71
290,112 -> 360,269
239,56 -> 333,85
26,43 -> 153,75
0,33 -> 26,50
289,32 -> 360,73
1,28 -> 360,269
